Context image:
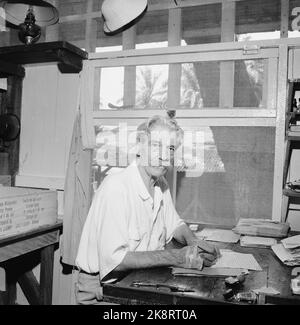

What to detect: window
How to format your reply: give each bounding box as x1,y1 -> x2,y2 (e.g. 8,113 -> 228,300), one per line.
85,41 -> 284,224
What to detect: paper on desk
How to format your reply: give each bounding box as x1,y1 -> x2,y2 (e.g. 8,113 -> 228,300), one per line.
281,235 -> 300,249
253,286 -> 280,295
240,236 -> 277,248
211,249 -> 262,271
271,243 -> 300,266
195,228 -> 240,243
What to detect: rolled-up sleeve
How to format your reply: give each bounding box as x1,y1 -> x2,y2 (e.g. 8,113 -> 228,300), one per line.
163,188 -> 185,243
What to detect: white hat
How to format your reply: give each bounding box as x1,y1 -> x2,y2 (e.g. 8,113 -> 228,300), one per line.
101,0 -> 148,35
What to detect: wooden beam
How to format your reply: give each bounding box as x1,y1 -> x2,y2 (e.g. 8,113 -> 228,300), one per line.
267,58 -> 278,110
4,265 -> 18,305
40,245 -> 55,305
273,44 -> 289,221
148,0 -> 248,11
167,8 -> 182,203
123,26 -> 137,107
280,0 -> 289,38
6,75 -> 23,185
93,67 -> 101,111
45,0 -> 59,41
56,48 -> 85,73
0,291 -> 7,304
85,0 -> 97,52
167,8 -> 182,108
219,1 -> 235,108
18,271 -> 41,305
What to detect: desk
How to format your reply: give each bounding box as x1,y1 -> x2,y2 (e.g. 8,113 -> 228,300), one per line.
103,232 -> 300,305
0,221 -> 62,305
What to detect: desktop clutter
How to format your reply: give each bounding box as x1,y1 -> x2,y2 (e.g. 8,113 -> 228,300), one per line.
179,219 -> 300,304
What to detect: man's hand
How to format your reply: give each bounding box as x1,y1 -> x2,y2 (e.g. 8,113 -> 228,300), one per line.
172,224 -> 220,268
174,245 -> 218,270
195,239 -> 220,258
188,238 -> 220,260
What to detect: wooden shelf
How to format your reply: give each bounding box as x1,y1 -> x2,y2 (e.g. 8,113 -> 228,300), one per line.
283,188 -> 300,198
0,41 -> 88,73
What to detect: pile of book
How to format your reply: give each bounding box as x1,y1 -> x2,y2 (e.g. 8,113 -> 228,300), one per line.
232,218 -> 290,238
290,124 -> 300,132
240,236 -> 277,248
271,235 -> 300,266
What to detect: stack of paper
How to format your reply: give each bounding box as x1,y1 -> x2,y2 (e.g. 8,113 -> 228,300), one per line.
233,218 -> 290,238
240,236 -> 277,248
282,235 -> 300,249
271,244 -> 300,266
290,125 -> 300,132
211,249 -> 262,271
195,228 -> 240,243
272,235 -> 300,266
171,249 -> 262,278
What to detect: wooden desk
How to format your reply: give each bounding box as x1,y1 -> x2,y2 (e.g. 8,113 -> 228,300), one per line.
0,221 -> 62,305
103,237 -> 300,305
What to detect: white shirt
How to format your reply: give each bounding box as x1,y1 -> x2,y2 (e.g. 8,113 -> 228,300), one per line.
75,162 -> 185,280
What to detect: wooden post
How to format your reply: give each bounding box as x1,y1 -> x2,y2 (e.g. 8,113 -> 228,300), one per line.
18,271 -> 41,305
280,0 -> 289,39
45,0 -> 59,42
219,1 -> 235,108
273,44 -> 289,221
5,266 -> 17,305
167,8 -> 182,203
167,8 -> 182,109
85,0 -> 97,52
6,76 -> 23,185
123,26 -> 137,107
40,245 -> 55,305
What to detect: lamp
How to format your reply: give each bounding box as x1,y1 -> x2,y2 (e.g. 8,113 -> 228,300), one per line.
101,0 -> 148,36
0,0 -> 59,45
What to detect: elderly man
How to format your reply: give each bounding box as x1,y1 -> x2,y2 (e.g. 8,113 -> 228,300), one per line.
75,115 -> 218,304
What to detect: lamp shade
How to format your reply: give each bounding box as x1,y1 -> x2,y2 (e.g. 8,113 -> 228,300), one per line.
102,0 -> 147,35
1,0 -> 59,27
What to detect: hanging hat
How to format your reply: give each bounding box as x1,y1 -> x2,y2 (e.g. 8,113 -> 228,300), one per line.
101,0 -> 148,36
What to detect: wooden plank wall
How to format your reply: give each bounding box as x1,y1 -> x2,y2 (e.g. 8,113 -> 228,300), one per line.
16,64 -> 79,191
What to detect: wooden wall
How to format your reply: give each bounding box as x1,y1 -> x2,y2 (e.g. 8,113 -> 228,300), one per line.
1,0 -> 300,49
16,64 -> 79,192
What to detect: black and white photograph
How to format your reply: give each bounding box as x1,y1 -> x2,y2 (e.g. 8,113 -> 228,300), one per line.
0,0 -> 300,313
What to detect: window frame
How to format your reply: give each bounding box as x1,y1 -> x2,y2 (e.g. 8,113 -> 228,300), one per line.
79,39 -> 296,223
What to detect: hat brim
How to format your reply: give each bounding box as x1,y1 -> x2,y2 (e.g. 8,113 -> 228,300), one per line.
103,5 -> 147,36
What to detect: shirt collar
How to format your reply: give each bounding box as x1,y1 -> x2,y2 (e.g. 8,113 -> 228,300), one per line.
128,160 -> 163,202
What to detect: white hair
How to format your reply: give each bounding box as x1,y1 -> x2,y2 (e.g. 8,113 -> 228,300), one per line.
137,115 -> 183,146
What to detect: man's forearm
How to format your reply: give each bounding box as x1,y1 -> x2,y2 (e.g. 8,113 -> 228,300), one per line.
114,249 -> 184,272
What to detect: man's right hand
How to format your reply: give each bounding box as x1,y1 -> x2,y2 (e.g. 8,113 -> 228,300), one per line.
175,245 -> 218,270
